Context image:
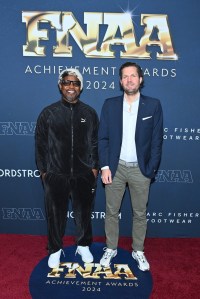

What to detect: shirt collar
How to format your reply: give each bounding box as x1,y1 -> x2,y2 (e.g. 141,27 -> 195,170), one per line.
123,93 -> 140,104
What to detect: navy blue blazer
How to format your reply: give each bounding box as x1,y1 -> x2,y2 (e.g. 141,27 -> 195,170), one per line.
98,94 -> 163,179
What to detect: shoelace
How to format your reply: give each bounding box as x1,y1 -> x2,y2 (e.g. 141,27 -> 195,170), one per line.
103,248 -> 114,259
136,252 -> 146,263
60,249 -> 65,258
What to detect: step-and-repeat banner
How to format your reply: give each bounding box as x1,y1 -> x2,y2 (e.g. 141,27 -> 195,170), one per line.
1,0 -> 199,237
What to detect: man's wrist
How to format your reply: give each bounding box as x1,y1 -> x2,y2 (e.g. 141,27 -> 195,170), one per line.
101,166 -> 109,170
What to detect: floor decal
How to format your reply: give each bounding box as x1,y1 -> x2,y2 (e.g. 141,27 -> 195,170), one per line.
29,242 -> 153,299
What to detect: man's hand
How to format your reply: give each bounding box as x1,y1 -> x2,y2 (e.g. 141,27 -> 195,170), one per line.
41,172 -> 46,181
101,169 -> 112,184
92,169 -> 98,178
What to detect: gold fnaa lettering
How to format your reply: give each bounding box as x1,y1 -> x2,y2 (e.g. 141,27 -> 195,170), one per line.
22,11 -> 61,56
114,264 -> 137,280
56,12 -> 103,58
47,263 -> 138,280
139,14 -> 178,60
22,11 -> 177,60
101,13 -> 138,58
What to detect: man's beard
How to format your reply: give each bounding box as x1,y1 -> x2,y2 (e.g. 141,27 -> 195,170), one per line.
124,87 -> 139,95
63,91 -> 80,103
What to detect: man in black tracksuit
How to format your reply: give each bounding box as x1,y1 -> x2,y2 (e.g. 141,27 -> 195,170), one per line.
35,68 -> 99,268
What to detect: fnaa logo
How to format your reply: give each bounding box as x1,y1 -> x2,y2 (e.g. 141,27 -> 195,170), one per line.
22,11 -> 177,60
2,208 -> 45,220
47,262 -> 137,280
29,244 -> 153,299
155,170 -> 193,183
0,122 -> 36,135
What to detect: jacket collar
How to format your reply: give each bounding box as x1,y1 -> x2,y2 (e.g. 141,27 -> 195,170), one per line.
61,97 -> 80,108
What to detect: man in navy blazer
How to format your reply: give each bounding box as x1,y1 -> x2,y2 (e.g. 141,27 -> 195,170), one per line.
98,62 -> 163,271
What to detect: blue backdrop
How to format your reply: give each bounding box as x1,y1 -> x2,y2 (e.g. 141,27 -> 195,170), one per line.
0,0 -> 199,237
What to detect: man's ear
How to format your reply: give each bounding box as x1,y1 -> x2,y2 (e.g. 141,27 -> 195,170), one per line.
58,84 -> 62,94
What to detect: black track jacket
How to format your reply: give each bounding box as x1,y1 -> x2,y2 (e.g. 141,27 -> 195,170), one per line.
35,98 -> 99,176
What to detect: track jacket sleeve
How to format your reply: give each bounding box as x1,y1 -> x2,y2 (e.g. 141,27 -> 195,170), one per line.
35,109 -> 49,174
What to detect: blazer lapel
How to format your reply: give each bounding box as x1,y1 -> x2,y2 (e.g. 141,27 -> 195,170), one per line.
118,96 -> 123,142
135,94 -> 147,135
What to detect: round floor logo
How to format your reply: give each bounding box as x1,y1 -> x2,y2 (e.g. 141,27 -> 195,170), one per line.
29,243 -> 152,299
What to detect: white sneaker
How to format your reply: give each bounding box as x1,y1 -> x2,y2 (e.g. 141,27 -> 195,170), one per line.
76,246 -> 94,263
100,248 -> 117,267
48,249 -> 62,268
132,251 -> 150,271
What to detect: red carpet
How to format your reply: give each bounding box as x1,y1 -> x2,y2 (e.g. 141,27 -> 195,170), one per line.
0,234 -> 199,299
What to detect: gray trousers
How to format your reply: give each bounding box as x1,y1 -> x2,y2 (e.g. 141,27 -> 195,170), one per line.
105,163 -> 151,251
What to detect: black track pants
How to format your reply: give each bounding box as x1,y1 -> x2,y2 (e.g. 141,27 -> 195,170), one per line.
43,171 -> 96,254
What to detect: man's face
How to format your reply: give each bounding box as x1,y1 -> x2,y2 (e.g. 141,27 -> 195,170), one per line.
120,66 -> 142,95
59,75 -> 81,103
